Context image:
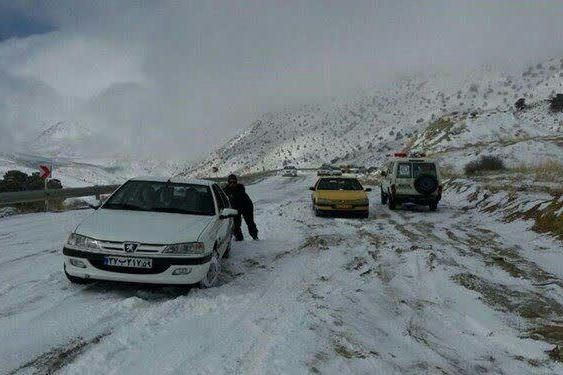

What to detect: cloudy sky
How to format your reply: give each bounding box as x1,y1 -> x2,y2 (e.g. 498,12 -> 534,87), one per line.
0,1 -> 562,160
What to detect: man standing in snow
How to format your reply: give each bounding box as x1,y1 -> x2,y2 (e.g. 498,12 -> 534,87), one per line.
223,174 -> 259,241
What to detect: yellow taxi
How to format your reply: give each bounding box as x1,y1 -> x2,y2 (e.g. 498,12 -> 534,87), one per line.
310,177 -> 371,218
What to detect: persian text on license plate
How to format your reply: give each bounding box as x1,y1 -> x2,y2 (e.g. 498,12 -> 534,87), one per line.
336,204 -> 352,209
103,256 -> 153,269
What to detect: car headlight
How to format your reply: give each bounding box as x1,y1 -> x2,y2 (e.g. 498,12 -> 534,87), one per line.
162,242 -> 205,255
316,198 -> 333,206
67,233 -> 101,251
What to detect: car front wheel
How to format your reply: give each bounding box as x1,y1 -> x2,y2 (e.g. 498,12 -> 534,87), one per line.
380,188 -> 388,204
429,201 -> 438,211
200,250 -> 221,288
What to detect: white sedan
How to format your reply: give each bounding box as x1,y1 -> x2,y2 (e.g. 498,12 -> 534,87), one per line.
63,177 -> 237,288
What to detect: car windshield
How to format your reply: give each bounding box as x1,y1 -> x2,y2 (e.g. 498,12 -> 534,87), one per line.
103,180 -> 215,216
317,178 -> 363,191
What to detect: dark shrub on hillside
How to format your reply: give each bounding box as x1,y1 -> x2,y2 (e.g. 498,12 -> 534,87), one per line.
514,98 -> 526,111
549,93 -> 563,112
464,156 -> 506,176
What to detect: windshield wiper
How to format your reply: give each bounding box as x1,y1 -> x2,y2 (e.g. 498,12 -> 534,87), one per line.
102,203 -> 147,211
149,206 -> 203,215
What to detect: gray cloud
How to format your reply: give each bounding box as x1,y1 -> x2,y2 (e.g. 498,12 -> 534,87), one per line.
1,0 -> 562,159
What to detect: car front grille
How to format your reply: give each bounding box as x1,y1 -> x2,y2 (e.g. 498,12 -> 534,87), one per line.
97,240 -> 166,254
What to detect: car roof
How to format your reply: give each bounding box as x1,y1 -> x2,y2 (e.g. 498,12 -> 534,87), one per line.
388,157 -> 436,163
129,176 -> 215,186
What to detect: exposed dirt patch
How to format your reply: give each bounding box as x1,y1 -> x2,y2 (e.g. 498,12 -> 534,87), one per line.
9,332 -> 110,375
527,325 -> 563,345
345,256 -> 368,271
548,345 -> 563,362
452,273 -> 563,320
300,234 -> 345,251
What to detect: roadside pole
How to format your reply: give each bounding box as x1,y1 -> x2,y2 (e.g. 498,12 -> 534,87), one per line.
39,164 -> 52,213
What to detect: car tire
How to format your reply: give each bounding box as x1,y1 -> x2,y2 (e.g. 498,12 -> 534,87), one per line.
222,240 -> 231,259
360,211 -> 369,219
200,249 -> 221,288
380,188 -> 388,204
64,268 -> 93,284
429,201 -> 438,211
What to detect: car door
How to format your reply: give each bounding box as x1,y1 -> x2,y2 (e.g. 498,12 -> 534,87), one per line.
212,184 -> 231,253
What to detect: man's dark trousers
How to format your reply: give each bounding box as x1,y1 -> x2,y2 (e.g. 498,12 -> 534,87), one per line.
233,209 -> 258,241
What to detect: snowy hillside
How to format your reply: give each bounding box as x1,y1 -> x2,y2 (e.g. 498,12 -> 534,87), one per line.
189,57 -> 563,176
23,121 -> 93,159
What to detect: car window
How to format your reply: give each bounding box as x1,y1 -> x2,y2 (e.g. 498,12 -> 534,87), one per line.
317,178 -> 363,190
219,188 -> 231,208
103,180 -> 216,216
412,162 -> 437,177
212,184 -> 226,210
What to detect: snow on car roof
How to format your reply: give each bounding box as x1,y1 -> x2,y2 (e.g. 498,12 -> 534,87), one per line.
129,176 -> 215,186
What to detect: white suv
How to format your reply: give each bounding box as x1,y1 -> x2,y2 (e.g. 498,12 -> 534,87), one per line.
63,177 -> 237,288
380,153 -> 442,211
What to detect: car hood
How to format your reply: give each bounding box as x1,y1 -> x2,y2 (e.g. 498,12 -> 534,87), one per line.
75,209 -> 214,244
317,190 -> 367,200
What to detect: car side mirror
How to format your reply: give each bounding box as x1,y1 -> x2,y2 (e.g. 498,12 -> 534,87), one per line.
220,208 -> 238,219
365,188 -> 372,192
309,187 -> 315,191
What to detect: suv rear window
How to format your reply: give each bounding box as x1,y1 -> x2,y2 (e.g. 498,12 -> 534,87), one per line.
413,162 -> 437,177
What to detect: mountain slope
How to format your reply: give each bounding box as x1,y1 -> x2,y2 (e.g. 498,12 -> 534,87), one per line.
188,57 -> 563,177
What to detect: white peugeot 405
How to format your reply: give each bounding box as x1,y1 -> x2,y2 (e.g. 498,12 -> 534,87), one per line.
63,177 -> 237,288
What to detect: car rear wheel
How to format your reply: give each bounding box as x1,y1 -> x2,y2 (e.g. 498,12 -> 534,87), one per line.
429,201 -> 438,211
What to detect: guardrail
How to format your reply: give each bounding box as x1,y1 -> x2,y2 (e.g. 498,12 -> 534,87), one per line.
0,167 -> 345,207
0,185 -> 120,206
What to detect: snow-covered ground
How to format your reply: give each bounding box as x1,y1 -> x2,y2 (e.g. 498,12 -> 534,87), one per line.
1,173 -> 562,374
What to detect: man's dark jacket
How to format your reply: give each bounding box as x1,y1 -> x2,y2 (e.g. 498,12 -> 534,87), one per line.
223,183 -> 253,213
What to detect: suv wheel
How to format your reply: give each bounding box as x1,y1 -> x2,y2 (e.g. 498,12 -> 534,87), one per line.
429,201 -> 438,211
380,188 -> 388,204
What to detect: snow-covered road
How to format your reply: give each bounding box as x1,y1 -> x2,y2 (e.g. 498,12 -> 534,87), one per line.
1,174 -> 562,374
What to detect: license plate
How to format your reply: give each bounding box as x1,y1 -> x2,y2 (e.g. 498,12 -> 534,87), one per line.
103,256 -> 153,269
336,204 -> 352,209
